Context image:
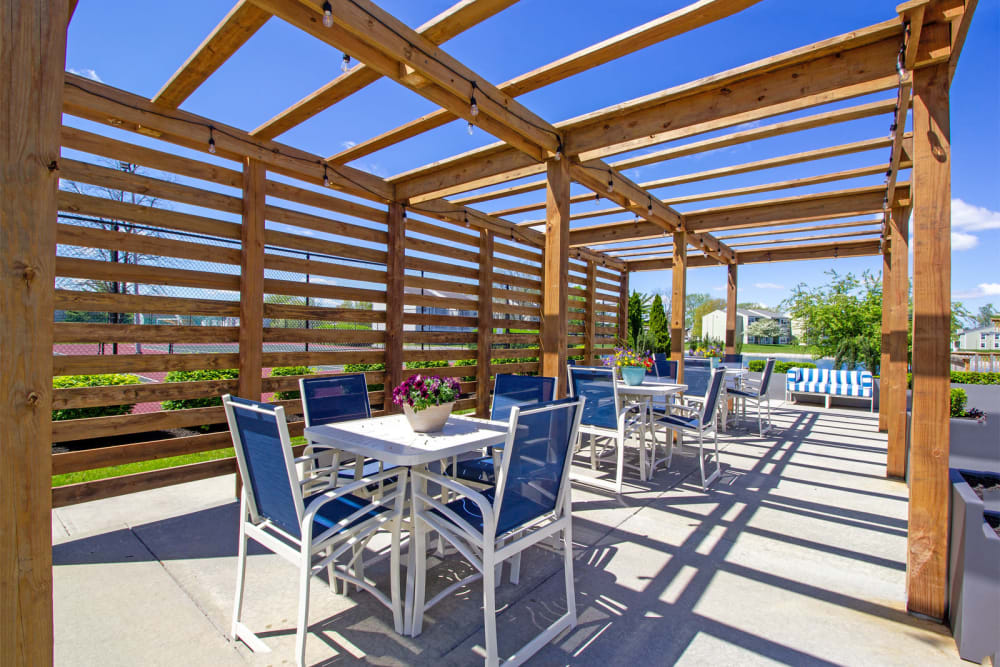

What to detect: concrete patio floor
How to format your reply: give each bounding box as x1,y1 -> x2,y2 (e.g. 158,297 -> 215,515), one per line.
52,402 -> 965,666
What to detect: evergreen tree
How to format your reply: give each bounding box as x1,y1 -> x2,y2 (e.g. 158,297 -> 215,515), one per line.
648,294 -> 670,353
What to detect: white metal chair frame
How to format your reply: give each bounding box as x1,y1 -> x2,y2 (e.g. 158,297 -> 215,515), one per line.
409,400 -> 585,667
567,365 -> 648,494
655,369 -> 725,491
223,396 -> 408,667
729,358 -> 775,435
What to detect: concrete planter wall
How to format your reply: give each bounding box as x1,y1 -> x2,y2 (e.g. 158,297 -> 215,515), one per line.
948,469 -> 1000,664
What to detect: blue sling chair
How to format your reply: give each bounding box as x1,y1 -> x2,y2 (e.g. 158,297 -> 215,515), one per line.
223,395 -> 407,667
655,368 -> 726,490
446,374 -> 557,486
410,398 -> 584,667
567,365 -> 646,494
727,357 -> 776,435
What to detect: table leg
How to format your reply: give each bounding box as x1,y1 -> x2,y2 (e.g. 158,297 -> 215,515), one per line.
719,386 -> 729,434
403,464 -> 426,636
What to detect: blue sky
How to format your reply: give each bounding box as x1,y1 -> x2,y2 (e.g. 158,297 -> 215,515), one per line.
66,0 -> 999,311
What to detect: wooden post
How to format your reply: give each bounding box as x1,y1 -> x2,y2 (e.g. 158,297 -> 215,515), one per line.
584,260 -> 597,364
886,206 -> 910,479
671,232 -> 687,385
1,1 -> 66,663
475,229 -> 494,417
879,245 -> 891,432
541,158 -> 570,397
238,158 -> 265,402
725,263 -> 738,356
385,203 -> 405,412
907,62 -> 951,621
617,269 -> 629,345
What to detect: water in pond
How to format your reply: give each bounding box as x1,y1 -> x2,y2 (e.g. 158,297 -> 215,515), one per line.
739,353 -> 868,371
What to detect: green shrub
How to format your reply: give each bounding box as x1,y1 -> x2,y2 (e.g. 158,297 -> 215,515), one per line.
951,371 -> 1000,385
52,374 -> 142,421
269,366 -> 315,402
161,369 -> 239,412
950,388 -> 968,418
344,362 -> 385,392
454,358 -> 477,382
746,360 -> 817,373
405,360 -> 449,370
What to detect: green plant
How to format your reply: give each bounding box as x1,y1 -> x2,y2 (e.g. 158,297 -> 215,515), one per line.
344,362 -> 385,391
52,374 -> 142,421
405,360 -> 449,369
606,347 -> 653,370
747,360 -> 817,373
269,366 -> 315,402
950,388 -> 968,418
951,371 -> 1000,385
647,294 -> 671,353
161,369 -> 239,412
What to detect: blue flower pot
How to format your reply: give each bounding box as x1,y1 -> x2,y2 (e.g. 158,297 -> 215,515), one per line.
621,366 -> 647,386
710,357 -> 720,369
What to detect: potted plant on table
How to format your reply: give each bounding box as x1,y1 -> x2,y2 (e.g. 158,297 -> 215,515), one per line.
392,374 -> 460,433
606,347 -> 653,386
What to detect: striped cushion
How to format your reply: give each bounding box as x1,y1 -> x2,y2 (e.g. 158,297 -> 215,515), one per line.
786,382 -> 873,398
786,369 -> 874,398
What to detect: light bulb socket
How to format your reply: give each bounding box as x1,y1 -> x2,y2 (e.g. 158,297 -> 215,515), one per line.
208,127 -> 216,154
322,2 -> 333,27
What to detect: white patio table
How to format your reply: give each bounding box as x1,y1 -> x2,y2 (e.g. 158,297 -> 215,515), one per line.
616,380 -> 687,479
303,413 -> 508,636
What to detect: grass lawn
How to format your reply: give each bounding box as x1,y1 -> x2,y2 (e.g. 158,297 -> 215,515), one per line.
739,343 -> 821,356
52,435 -> 309,487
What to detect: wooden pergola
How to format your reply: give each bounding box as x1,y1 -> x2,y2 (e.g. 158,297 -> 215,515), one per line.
0,0 -> 977,661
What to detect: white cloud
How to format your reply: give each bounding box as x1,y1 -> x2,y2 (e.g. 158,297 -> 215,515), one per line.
68,67 -> 102,82
754,282 -> 784,289
951,231 -> 979,251
711,285 -> 726,292
952,198 -> 1000,231
341,140 -> 357,149
954,283 -> 1000,299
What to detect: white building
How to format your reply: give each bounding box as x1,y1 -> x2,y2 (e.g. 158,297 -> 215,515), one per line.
701,308 -> 793,345
954,316 -> 1000,350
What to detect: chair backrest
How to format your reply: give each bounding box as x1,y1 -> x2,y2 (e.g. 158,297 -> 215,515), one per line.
223,395 -> 304,538
758,358 -> 776,396
685,357 -> 712,369
299,374 -> 371,427
491,374 -> 557,422
723,353 -> 742,364
683,366 -> 711,398
492,398 -> 584,535
652,357 -> 677,380
567,366 -> 620,430
699,369 -> 727,427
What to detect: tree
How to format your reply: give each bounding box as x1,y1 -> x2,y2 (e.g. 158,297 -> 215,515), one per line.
974,303 -> 998,328
745,317 -> 782,342
647,294 -> 670,353
685,293 -> 711,329
626,290 -> 647,349
691,298 -> 726,339
952,301 -> 973,335
782,270 -> 882,371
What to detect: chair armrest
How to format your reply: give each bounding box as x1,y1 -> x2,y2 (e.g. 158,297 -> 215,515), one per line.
666,403 -> 700,416
301,466 -> 409,522
410,468 -> 496,533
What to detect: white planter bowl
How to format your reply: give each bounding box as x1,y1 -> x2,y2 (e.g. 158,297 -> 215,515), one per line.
402,401 -> 454,433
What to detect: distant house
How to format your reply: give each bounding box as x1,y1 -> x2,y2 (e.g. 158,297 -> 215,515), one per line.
701,308 -> 793,345
954,316 -> 1000,350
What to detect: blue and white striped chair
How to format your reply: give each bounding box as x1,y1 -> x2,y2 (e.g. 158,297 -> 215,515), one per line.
410,398 -> 584,666
446,374 -> 556,486
655,369 -> 727,490
728,358 -> 776,435
223,395 -> 408,667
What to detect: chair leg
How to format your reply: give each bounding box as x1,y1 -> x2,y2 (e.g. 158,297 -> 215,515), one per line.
231,494 -> 249,639
390,517 -> 404,635
697,430 -> 707,491
494,538 -> 504,587
510,551 -> 522,585
295,547 -> 313,667
353,541 -> 365,593
482,546 -> 499,667
411,509 -> 429,636
614,435 -> 625,494
589,433 -> 597,470
562,506 -> 577,626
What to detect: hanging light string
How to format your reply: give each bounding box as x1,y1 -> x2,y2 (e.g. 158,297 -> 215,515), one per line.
883,21 -> 911,212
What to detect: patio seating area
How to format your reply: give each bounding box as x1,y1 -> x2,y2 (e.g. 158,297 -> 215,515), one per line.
0,0 -> 984,664
52,402 -> 962,665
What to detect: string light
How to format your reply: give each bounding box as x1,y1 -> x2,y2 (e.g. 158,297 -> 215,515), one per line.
341,54 -> 351,73
467,121 -> 474,135
469,81 -> 479,118
322,2 -> 334,27
463,211 -> 470,227
323,164 -> 330,188
208,126 -> 216,154
647,196 -> 653,216
554,142 -> 563,161
606,169 -> 614,194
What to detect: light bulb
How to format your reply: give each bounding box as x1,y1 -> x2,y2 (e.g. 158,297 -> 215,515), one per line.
322,2 -> 333,27
467,121 -> 474,135
554,150 -> 562,161
208,129 -> 216,154
341,54 -> 350,73
606,180 -> 613,193
323,170 -> 330,188
470,99 -> 478,118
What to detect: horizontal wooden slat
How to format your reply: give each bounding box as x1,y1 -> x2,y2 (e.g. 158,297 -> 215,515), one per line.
405,274 -> 478,295
493,256 -> 542,276
404,293 -> 477,310
403,349 -> 477,363
405,235 -> 479,264
55,289 -> 240,317
261,351 -> 383,367
56,257 -> 240,291
403,312 -> 478,328
265,179 -> 388,224
262,327 -> 384,344
52,405 -> 226,442
53,378 -> 239,410
52,431 -> 233,475
58,190 -> 240,239
402,331 -> 477,344
265,203 -> 387,244
264,278 -> 386,304
54,323 -> 238,344
263,252 -> 386,285
53,352 -> 240,376
264,302 -> 386,323
404,255 -> 478,279
264,228 -> 387,263
57,223 -> 242,266
405,218 -> 479,249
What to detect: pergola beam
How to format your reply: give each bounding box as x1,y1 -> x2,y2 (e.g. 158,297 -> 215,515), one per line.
331,0 -> 765,164
251,0 -> 518,140
626,239 -> 883,271
153,1 -> 272,109
391,20 -> 904,200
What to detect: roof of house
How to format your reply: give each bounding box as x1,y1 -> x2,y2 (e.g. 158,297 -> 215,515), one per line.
737,308 -> 789,320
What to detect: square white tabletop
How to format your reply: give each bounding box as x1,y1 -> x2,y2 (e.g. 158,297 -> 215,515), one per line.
303,413 -> 509,468
616,380 -> 688,397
